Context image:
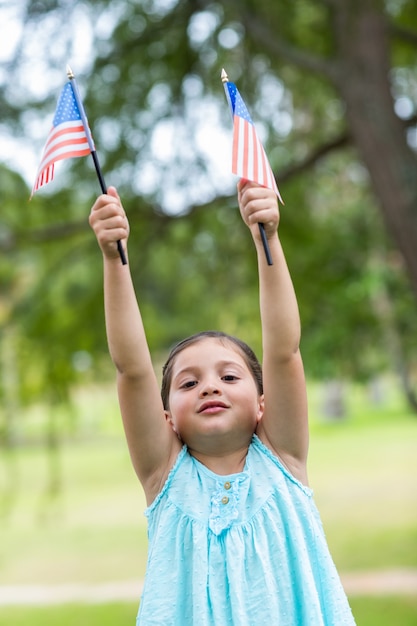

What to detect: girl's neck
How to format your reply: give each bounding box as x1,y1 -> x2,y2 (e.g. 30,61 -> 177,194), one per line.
189,445 -> 249,475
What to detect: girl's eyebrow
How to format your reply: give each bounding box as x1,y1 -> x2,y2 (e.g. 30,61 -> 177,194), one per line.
172,367 -> 198,381
173,360 -> 246,381
217,360 -> 246,371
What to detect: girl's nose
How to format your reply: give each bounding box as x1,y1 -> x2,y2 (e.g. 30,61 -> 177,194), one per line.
200,381 -> 221,397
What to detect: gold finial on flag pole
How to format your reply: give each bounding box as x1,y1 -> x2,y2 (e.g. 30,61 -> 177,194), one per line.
66,64 -> 75,80
221,68 -> 229,83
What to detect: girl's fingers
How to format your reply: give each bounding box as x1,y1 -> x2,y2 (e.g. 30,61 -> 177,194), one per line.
107,185 -> 119,200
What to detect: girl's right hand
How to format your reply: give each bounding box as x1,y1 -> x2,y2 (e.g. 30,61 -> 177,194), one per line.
89,186 -> 130,259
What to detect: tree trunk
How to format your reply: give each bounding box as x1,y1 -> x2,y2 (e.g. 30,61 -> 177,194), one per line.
331,0 -> 417,298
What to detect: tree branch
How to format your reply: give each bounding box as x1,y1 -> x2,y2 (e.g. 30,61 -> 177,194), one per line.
240,9 -> 338,82
389,23 -> 417,46
278,132 -> 351,182
276,112 -> 417,183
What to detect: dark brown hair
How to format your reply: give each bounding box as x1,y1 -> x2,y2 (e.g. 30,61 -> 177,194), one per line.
161,330 -> 263,409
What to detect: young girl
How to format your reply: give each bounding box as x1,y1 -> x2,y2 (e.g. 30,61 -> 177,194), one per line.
89,181 -> 356,625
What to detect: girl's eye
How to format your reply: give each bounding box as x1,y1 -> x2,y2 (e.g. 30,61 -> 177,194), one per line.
222,374 -> 239,382
181,380 -> 197,389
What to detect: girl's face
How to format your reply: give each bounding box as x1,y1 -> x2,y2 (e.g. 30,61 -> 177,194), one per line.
165,338 -> 264,453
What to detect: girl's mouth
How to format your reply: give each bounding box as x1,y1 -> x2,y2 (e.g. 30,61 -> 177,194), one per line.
198,401 -> 228,414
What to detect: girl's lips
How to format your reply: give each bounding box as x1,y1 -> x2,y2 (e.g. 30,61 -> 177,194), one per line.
198,401 -> 228,414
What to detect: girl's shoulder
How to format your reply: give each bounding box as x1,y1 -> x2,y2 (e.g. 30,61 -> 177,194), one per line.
145,444 -> 189,515
249,435 -> 312,496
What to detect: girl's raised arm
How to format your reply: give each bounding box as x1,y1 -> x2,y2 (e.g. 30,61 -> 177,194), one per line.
237,181 -> 309,485
89,188 -> 180,503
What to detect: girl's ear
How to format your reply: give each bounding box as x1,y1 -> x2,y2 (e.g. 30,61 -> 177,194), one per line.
165,410 -> 178,435
256,394 -> 265,423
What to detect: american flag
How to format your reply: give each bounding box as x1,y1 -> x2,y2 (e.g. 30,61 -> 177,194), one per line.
31,82 -> 94,196
224,79 -> 283,204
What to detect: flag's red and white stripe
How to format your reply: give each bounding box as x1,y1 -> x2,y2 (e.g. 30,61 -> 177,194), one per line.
32,120 -> 91,195
232,116 -> 283,204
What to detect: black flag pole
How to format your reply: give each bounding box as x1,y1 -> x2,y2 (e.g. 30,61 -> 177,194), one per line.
66,65 -> 127,265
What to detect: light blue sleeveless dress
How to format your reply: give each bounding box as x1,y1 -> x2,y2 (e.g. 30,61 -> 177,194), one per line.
136,435 -> 356,625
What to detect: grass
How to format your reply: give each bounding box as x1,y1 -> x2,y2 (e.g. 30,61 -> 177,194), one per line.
0,440 -> 149,584
0,378 -> 416,625
1,597 -> 417,626
307,379 -> 417,573
349,596 -> 417,626
0,602 -> 139,626
308,421 -> 417,571
4,426 -> 415,583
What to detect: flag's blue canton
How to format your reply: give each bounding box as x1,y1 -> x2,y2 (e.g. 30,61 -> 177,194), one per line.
52,83 -> 82,126
226,82 -> 253,124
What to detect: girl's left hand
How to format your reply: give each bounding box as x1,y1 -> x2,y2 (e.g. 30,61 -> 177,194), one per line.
237,179 -> 279,241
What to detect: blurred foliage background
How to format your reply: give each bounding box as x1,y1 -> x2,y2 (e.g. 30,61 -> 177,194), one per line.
1,0 -> 417,430
1,0 -> 417,621
1,0 -> 417,600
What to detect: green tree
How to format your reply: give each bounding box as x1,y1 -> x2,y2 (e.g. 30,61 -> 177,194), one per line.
0,0 -> 416,417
